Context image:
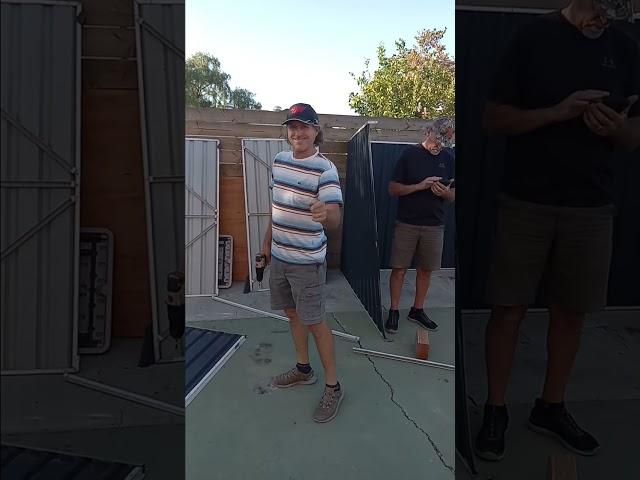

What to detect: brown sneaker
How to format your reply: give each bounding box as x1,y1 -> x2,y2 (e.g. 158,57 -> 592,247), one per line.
271,367 -> 317,388
313,386 -> 344,423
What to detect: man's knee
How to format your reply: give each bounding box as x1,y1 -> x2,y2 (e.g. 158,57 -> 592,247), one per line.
391,268 -> 407,278
284,308 -> 298,320
416,268 -> 432,277
490,305 -> 527,330
308,321 -> 328,337
550,304 -> 585,329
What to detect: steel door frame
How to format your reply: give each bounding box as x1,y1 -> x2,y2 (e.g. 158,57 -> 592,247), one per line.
185,137 -> 219,297
0,0 -> 82,375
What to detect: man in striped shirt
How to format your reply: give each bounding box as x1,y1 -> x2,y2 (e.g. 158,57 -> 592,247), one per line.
261,103 -> 344,423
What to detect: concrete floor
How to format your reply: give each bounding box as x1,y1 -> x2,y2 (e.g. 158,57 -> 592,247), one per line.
458,310 -> 640,480
1,339 -> 185,479
185,269 -> 455,480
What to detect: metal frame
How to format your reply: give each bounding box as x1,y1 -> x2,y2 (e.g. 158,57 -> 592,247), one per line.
210,296 -> 360,342
185,137 -> 220,298
185,334 -> 246,407
134,0 -> 184,363
78,228 -> 114,355
65,374 -> 185,416
0,0 -> 82,375
241,138 -> 289,293
353,347 -> 455,370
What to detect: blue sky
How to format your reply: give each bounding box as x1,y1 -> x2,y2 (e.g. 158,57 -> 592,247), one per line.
186,0 -> 455,115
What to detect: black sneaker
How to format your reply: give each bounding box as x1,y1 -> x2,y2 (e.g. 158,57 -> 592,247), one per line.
528,398 -> 599,456
408,308 -> 438,331
475,404 -> 509,461
385,309 -> 399,334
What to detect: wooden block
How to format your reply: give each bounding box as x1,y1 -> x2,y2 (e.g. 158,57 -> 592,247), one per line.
416,329 -> 430,360
549,453 -> 577,480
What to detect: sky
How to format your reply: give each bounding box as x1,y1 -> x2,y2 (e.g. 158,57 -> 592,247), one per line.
186,0 -> 455,115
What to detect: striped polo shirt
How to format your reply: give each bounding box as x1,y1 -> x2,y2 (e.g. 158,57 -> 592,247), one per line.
270,148 -> 343,265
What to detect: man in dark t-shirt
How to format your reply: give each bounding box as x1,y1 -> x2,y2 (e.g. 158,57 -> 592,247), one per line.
475,0 -> 640,462
384,118 -> 455,334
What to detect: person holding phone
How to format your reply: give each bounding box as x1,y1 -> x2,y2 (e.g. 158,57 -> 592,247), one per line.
475,0 -> 640,461
261,103 -> 344,423
384,118 -> 455,334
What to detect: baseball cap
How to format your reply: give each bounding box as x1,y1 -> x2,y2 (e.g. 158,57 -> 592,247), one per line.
282,103 -> 320,126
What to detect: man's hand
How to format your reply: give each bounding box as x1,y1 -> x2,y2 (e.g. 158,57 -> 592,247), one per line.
431,179 -> 452,198
310,200 -> 328,223
583,95 -> 638,137
261,243 -> 272,265
552,90 -> 609,122
418,176 -> 443,191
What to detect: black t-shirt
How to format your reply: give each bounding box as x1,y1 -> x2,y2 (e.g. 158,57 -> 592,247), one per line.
391,145 -> 455,226
489,12 -> 640,207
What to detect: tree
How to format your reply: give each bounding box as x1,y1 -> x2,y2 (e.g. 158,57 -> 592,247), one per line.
185,52 -> 261,109
348,29 -> 455,119
228,88 -> 262,110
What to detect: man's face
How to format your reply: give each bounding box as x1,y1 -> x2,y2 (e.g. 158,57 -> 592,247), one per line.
424,131 -> 443,154
287,121 -> 318,152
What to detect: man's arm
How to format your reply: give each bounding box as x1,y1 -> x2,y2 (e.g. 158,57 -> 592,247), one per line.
484,90 -> 609,136
261,218 -> 272,264
389,181 -> 422,197
322,204 -> 341,230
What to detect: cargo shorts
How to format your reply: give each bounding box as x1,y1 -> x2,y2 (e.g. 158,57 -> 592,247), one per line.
485,195 -> 614,313
389,221 -> 444,271
269,257 -> 327,325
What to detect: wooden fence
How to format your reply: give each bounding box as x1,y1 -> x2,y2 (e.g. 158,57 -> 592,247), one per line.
186,107 -> 431,282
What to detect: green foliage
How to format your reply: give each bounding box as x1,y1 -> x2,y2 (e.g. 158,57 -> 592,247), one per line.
186,52 -> 261,109
349,29 -> 455,119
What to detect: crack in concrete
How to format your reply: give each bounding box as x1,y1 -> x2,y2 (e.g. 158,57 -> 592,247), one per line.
331,313 -> 455,476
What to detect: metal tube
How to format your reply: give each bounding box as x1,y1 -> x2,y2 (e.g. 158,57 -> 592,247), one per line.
65,374 -> 185,416
210,296 -> 360,342
353,347 -> 455,371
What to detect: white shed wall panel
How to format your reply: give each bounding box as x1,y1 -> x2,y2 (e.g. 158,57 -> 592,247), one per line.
0,0 -> 81,373
242,139 -> 289,292
185,138 -> 218,297
135,0 -> 185,362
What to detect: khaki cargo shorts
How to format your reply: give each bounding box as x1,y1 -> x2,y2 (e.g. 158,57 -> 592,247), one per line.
389,221 -> 444,271
269,257 -> 327,325
485,195 -> 614,313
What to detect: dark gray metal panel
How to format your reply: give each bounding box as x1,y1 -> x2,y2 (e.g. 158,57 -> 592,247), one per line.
457,10 -> 640,308
185,138 -> 218,297
185,327 -> 242,396
341,125 -> 384,333
242,138 -> 289,292
135,0 -> 185,362
371,142 -> 456,269
1,444 -> 145,479
0,0 -> 81,373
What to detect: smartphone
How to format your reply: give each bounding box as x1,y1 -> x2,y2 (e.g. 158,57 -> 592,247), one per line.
438,178 -> 454,187
601,96 -> 631,113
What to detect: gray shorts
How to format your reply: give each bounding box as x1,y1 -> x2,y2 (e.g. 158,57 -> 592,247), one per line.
389,221 -> 444,271
485,195 -> 614,313
269,257 -> 327,325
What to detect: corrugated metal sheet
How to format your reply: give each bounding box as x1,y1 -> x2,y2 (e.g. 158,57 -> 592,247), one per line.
242,138 -> 289,292
135,0 -> 185,362
185,138 -> 219,297
185,327 -> 244,406
371,142 -> 456,269
0,0 -> 81,373
0,444 -> 145,479
341,125 -> 384,334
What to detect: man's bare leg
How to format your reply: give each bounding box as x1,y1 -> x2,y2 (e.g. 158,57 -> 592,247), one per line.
486,305 -> 527,405
414,268 -> 432,309
390,268 -> 407,310
542,304 -> 585,403
284,308 -> 309,365
308,321 -> 337,385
